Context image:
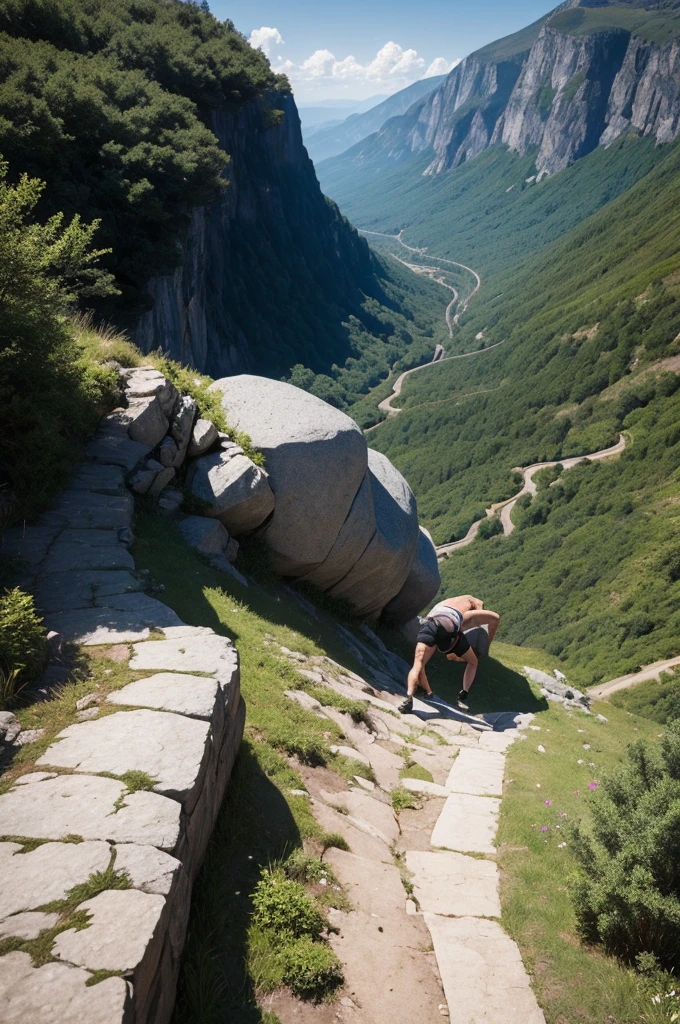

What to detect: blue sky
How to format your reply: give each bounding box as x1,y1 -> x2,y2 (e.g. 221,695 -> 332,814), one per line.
211,1 -> 559,102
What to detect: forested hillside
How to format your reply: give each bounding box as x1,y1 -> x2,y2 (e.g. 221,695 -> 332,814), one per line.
0,0 -> 447,382
363,136 -> 680,684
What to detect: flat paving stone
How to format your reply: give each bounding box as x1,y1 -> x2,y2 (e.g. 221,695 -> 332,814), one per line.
45,597 -> 182,644
0,840 -> 111,918
87,432 -> 151,472
42,542 -> 135,575
70,463 -> 126,495
423,915 -> 545,1023
405,851 -> 501,918
431,793 -> 500,855
107,673 -> 220,720
113,845 -> 181,896
320,789 -> 398,845
0,911 -> 60,940
0,775 -> 180,850
445,748 -> 506,797
37,709 -> 211,804
329,744 -> 371,766
129,633 -> 237,675
0,951 -> 133,1024
0,524 -> 62,568
51,490 -> 134,530
34,570 -> 144,613
57,529 -> 122,547
478,730 -> 522,752
53,888 -> 166,973
401,777 -> 449,797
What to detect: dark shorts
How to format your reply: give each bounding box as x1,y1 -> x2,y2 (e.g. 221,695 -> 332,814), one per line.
416,619 -> 471,657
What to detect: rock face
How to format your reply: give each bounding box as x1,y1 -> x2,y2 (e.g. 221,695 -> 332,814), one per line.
207,375 -> 438,620
187,450 -> 275,535
210,376 -> 368,575
335,5 -> 680,180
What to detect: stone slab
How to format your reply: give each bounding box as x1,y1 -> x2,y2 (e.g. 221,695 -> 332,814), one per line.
34,570 -> 143,613
0,775 -> 180,850
478,731 -> 521,752
0,911 -> 60,939
58,529 -> 122,548
0,524 -> 61,567
320,790 -> 398,845
129,633 -> 237,675
53,888 -> 166,973
406,851 -> 500,918
0,840 -> 111,918
87,432 -> 151,472
51,490 -> 134,530
37,709 -> 211,804
423,915 -> 545,1023
0,951 -> 133,1024
401,777 -> 449,798
445,748 -> 506,797
45,598 -> 182,644
431,793 -> 500,855
329,744 -> 371,766
70,463 -> 126,495
113,845 -> 182,897
41,542 -> 135,575
107,673 -> 220,720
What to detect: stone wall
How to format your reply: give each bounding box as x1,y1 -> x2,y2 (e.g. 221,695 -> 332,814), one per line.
0,400 -> 245,1024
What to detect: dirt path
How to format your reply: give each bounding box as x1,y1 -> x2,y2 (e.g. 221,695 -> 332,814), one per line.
436,435 -> 627,559
589,655 -> 680,698
273,625 -> 543,1024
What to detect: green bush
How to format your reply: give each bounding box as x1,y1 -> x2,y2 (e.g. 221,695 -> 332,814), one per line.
569,723 -> 680,971
279,936 -> 343,1000
0,588 -> 46,703
252,868 -> 325,939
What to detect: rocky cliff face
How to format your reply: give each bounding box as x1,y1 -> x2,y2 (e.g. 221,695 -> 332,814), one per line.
134,92 -> 374,378
360,10 -> 680,178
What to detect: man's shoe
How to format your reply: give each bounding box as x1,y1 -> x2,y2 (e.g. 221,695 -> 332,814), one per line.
457,689 -> 470,709
398,695 -> 414,714
421,690 -> 437,702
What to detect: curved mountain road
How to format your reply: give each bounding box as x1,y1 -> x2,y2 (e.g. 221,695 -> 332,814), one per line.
436,435 -> 627,558
589,656 -> 680,698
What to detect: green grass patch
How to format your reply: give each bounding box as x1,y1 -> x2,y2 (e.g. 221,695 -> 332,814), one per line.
498,697 -> 666,1022
399,761 -> 434,784
390,785 -> 419,812
610,672 -> 680,724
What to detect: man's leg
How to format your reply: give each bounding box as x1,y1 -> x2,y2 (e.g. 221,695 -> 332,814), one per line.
461,609 -> 500,644
457,648 -> 478,705
400,643 -> 435,712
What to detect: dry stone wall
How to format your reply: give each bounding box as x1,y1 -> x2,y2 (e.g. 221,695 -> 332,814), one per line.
0,402 -> 245,1024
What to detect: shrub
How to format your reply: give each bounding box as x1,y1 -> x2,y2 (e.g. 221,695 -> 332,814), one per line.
569,723 -> 680,971
0,588 -> 46,700
279,936 -> 343,1000
252,868 -> 325,939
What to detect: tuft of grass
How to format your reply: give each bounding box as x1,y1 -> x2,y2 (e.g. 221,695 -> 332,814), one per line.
85,969 -> 127,987
39,855 -> 132,914
0,834 -> 83,853
390,785 -> 419,813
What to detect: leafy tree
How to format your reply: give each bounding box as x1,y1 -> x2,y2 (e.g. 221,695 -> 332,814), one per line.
570,724 -> 680,972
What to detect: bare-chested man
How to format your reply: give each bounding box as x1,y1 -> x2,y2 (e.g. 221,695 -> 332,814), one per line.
399,595 -> 500,713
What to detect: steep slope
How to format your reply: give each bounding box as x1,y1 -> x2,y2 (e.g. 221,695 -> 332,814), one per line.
363,137 -> 680,684
319,0 -> 680,194
303,76 -> 446,163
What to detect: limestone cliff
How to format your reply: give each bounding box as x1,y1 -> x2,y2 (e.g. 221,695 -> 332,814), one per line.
345,1 -> 680,178
134,91 -> 375,379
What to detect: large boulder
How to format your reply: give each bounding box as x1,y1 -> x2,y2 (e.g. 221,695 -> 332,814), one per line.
300,471 -> 376,591
210,376 -> 367,575
328,449 -> 419,619
383,527 -> 441,623
187,451 -> 274,535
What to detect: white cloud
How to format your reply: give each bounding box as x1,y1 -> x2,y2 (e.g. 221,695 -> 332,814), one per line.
249,29 -> 458,99
424,56 -> 460,78
248,26 -> 284,57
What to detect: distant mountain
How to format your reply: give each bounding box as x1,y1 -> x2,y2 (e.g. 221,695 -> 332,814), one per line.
297,94 -> 388,128
303,76 -> 447,164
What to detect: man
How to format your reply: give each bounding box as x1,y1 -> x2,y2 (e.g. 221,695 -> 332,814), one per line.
399,595 -> 500,713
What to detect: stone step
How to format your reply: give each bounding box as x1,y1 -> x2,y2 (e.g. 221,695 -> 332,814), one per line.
423,914 -> 545,1023
445,748 -> 506,797
405,850 -> 500,919
431,793 -> 500,855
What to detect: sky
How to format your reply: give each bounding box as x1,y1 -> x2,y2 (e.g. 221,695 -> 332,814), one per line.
210,0 -> 560,103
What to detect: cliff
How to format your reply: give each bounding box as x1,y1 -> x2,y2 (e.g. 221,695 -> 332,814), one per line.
335,0 -> 680,179
134,91 -> 376,379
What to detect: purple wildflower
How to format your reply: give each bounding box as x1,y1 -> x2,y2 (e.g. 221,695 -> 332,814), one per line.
544,799 -> 552,807
540,826 -> 549,833
588,781 -> 599,791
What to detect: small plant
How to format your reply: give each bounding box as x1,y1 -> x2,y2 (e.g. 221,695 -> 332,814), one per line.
321,832 -> 350,854
400,760 -> 434,784
0,589 -> 47,704
279,936 -> 343,1000
252,868 -> 325,939
391,786 -> 419,812
570,722 -> 680,971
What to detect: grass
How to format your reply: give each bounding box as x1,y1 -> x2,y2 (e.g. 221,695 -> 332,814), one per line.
390,785 -> 419,812
399,761 -> 434,783
610,671 -> 680,724
498,696 -> 666,1023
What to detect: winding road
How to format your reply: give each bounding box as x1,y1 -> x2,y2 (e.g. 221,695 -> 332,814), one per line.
435,435 -> 627,558
589,656 -> 680,698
